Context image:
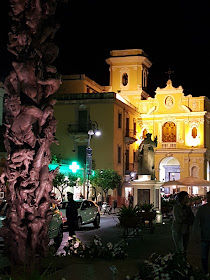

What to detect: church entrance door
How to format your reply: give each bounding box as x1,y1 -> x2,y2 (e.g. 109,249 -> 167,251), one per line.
159,157 -> 180,188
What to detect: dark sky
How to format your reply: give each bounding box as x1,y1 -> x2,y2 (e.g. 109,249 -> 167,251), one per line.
0,0 -> 209,97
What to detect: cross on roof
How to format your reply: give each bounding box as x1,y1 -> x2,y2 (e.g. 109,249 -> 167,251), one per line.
165,68 -> 174,79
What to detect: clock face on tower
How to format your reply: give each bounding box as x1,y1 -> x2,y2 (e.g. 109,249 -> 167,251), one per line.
122,73 -> 128,86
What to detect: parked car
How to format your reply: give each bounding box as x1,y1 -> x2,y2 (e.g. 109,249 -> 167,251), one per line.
0,201 -> 63,250
59,199 -> 100,230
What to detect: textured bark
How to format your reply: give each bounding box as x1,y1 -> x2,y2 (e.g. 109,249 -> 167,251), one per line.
0,0 -> 63,264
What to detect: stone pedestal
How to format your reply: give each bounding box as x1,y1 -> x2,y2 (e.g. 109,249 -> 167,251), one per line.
130,175 -> 162,210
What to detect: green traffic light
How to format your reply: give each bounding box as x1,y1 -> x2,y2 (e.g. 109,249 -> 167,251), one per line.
69,161 -> 80,173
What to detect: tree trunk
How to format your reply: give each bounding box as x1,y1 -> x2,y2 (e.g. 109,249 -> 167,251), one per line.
0,0 -> 63,265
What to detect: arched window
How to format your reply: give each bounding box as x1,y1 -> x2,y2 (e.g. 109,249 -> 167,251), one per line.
162,122 -> 176,142
192,127 -> 197,139
122,73 -> 128,86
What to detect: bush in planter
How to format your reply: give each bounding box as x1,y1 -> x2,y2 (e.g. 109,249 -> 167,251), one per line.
117,205 -> 140,228
139,202 -> 154,212
137,203 -> 157,222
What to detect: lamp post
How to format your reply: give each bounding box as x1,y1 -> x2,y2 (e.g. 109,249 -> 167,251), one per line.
86,120 -> 101,199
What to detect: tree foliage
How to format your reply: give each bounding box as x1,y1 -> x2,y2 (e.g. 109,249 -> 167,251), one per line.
53,170 -> 85,200
91,169 -> 121,195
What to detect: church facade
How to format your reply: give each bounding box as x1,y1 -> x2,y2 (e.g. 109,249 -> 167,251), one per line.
138,79 -> 210,196
51,49 -> 210,204
105,49 -> 210,196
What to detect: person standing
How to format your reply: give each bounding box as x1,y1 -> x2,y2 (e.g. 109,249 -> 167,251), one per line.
97,192 -> 102,209
66,192 -> 78,237
193,191 -> 210,274
92,193 -> 95,202
172,191 -> 195,256
128,192 -> 133,207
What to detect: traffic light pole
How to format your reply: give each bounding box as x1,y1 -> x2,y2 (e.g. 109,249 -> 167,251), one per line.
86,133 -> 93,199
86,121 -> 101,199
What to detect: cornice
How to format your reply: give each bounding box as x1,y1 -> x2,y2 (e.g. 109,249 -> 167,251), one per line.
106,56 -> 152,68
155,148 -> 207,154
140,111 -> 207,119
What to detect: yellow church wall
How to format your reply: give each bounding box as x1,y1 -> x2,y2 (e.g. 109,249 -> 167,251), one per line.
155,152 -> 205,181
110,66 -> 140,93
139,115 -> 205,150
106,50 -> 152,109
154,93 -> 184,115
111,69 -> 120,92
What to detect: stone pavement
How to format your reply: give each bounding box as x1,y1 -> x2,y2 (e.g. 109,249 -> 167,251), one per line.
48,218 -> 207,280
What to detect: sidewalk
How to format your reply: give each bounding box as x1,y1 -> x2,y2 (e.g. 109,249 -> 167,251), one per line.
47,218 -> 206,280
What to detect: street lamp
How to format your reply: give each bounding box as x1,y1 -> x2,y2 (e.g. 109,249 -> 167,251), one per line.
86,120 -> 101,199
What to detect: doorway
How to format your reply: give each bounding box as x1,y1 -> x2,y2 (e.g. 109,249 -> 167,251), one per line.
137,189 -> 150,205
159,157 -> 180,182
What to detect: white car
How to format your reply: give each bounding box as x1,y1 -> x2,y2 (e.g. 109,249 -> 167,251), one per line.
59,199 -> 100,230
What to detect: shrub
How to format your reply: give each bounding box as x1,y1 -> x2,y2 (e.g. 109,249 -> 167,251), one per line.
128,252 -> 210,280
62,235 -> 128,259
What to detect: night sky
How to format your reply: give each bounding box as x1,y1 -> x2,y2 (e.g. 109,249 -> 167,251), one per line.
0,0 -> 209,98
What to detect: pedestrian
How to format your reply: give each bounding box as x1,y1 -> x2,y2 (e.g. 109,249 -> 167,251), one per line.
113,200 -> 117,213
171,191 -> 195,256
193,191 -> 210,274
128,193 -> 133,207
97,192 -> 102,209
79,192 -> 84,199
92,193 -> 95,202
66,192 -> 78,237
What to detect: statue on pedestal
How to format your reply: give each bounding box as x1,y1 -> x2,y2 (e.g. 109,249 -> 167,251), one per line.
138,133 -> 157,180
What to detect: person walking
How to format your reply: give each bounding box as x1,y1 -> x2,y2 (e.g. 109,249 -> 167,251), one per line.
193,191 -> 210,274
172,191 -> 195,256
66,192 -> 78,237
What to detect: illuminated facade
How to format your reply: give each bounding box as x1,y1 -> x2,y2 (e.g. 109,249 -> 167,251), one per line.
52,74 -> 141,204
52,49 -> 210,203
139,79 -> 210,195
105,49 -> 151,108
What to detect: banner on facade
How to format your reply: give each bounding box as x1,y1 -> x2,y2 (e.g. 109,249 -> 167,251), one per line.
86,147 -> 92,175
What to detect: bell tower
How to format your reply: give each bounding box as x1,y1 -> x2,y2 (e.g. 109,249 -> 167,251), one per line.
106,49 -> 152,108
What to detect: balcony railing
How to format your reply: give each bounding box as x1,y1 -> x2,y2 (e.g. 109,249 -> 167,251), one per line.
162,142 -> 177,149
125,129 -> 137,144
68,124 -> 89,134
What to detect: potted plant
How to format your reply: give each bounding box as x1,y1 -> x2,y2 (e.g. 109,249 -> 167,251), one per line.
138,203 -> 156,229
117,204 -> 140,228
139,202 -> 154,212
